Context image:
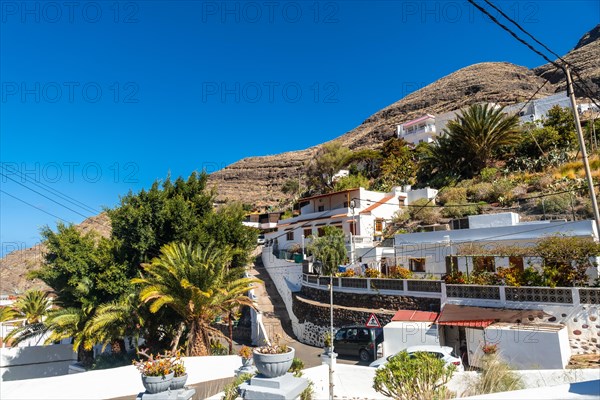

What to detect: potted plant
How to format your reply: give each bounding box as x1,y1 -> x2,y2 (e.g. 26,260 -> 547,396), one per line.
133,349 -> 174,394
253,334 -> 295,378
238,345 -> 253,367
169,350 -> 188,390
482,343 -> 498,355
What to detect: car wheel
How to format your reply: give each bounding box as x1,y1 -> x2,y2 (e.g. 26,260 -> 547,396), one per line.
359,349 -> 370,362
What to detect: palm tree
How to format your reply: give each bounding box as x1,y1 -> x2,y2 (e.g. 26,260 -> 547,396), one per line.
44,305 -> 97,366
14,290 -> 51,324
218,275 -> 260,354
132,241 -> 261,356
84,291 -> 145,354
0,306 -> 18,323
442,103 -> 520,177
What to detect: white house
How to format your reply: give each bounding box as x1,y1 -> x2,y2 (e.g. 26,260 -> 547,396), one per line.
397,114 -> 437,144
265,186 -> 438,264
503,91 -> 598,125
394,212 -> 599,278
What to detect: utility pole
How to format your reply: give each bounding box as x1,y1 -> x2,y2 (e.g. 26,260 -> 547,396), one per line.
565,65 -> 600,235
329,274 -> 334,400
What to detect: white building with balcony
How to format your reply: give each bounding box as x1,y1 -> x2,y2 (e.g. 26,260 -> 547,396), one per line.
394,212 -> 599,279
397,114 -> 437,144
265,186 -> 438,264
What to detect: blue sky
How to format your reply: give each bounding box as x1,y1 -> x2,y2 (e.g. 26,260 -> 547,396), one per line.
1,0 -> 599,255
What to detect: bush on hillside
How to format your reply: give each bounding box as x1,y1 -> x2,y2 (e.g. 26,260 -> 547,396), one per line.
536,193 -> 572,215
436,187 -> 467,205
409,198 -> 442,225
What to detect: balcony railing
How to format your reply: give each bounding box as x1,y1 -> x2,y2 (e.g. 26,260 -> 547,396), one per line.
301,273 -> 600,306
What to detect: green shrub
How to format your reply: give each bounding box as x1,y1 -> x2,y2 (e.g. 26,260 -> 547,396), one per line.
491,179 -> 517,205
409,198 -> 442,225
436,187 -> 467,205
467,182 -> 495,202
222,373 -> 254,400
536,193 -> 572,214
210,339 -> 228,355
442,202 -> 479,219
288,357 -> 305,377
373,351 -> 455,399
479,167 -> 498,183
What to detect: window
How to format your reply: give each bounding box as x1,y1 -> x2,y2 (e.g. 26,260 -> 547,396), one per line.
286,231 -> 294,241
303,228 -> 312,238
317,227 -> 325,237
509,256 -> 524,271
375,219 -> 383,232
451,218 -> 469,230
473,256 -> 495,273
409,258 -> 426,272
445,256 -> 458,275
318,205 -> 325,212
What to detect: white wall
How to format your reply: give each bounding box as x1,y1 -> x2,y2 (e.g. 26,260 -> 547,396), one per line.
466,325 -> 571,370
261,248 -> 304,340
383,321 -> 440,357
468,212 -> 519,229
1,343 -> 77,381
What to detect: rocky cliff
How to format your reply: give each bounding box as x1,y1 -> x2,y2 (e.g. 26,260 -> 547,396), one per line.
209,23 -> 600,208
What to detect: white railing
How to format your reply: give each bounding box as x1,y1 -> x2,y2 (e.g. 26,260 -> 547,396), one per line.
301,273 -> 600,307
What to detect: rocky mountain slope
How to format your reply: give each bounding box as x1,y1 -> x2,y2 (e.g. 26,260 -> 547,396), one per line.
0,213 -> 111,294
209,25 -> 600,208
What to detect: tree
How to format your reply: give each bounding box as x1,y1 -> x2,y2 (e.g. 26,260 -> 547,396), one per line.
421,104 -> 520,183
333,173 -> 370,192
0,306 -> 18,323
307,226 -> 347,275
306,142 -> 352,194
30,224 -> 130,309
14,290 -> 51,324
107,172 -> 214,268
535,235 -> 600,287
84,291 -> 146,354
200,203 -> 257,268
346,149 -> 383,179
132,242 -> 260,356
44,306 -> 97,366
543,105 -> 577,150
373,351 -> 455,400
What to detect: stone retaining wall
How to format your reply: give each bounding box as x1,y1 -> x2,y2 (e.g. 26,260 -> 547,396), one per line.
300,286 -> 441,312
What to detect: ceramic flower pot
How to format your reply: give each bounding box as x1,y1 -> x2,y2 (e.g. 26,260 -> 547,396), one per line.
169,373 -> 188,390
141,372 -> 174,394
253,347 -> 295,378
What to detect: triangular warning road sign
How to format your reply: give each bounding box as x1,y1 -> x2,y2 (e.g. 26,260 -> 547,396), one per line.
366,313 -> 381,328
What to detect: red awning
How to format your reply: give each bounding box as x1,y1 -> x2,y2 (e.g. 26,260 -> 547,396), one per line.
436,304 -> 549,329
392,310 -> 439,322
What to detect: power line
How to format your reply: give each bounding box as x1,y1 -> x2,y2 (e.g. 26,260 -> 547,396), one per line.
0,164 -> 100,215
1,172 -> 92,220
0,189 -> 70,223
468,0 -> 600,110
